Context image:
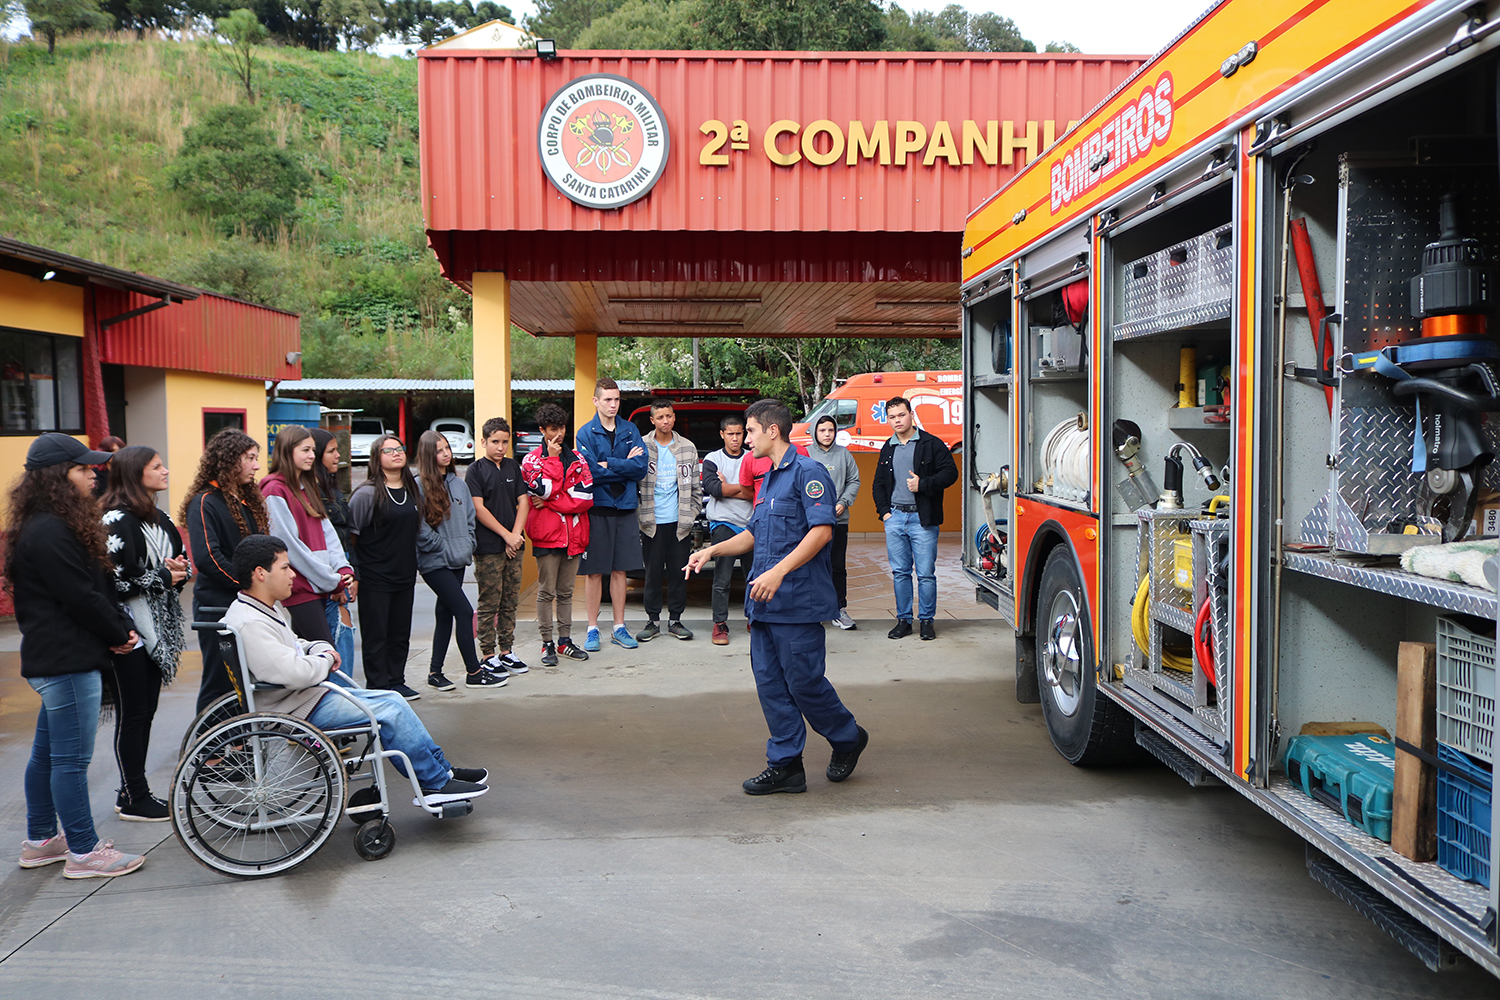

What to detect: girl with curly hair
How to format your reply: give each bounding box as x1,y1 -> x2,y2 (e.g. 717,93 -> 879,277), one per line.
181,428 -> 268,712
101,445 -> 192,822
9,434 -> 144,879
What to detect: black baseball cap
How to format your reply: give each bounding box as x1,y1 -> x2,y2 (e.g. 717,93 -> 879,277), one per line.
25,433 -> 116,470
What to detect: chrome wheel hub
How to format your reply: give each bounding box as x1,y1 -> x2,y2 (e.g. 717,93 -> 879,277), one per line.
1042,589 -> 1084,717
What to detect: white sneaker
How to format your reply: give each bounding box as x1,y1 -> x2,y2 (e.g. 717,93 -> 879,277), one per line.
834,610 -> 858,630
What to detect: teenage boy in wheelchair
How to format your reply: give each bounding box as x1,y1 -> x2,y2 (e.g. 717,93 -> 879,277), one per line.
222,535 -> 490,808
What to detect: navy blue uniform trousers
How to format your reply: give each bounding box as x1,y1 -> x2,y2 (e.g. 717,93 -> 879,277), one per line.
749,620 -> 860,766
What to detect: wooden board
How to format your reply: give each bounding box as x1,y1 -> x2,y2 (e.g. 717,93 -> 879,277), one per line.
1393,641 -> 1437,862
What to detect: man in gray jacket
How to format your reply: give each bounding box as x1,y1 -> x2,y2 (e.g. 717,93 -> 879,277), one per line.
808,415 -> 861,630
222,534 -> 490,807
636,399 -> 703,642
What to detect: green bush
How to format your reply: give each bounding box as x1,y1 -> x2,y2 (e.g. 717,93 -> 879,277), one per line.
165,104 -> 312,238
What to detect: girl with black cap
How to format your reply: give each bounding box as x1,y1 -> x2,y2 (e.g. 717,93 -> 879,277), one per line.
9,433 -> 146,879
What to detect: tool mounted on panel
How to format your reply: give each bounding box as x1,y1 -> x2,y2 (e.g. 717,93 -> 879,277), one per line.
1112,419 -> 1159,512
1351,193 -> 1498,541
1157,442 -> 1221,510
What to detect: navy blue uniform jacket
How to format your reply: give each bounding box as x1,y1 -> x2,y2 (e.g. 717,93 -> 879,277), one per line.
744,448 -> 838,624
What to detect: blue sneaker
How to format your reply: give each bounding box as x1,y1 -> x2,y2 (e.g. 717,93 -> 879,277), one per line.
611,625 -> 639,649
584,627 -> 601,652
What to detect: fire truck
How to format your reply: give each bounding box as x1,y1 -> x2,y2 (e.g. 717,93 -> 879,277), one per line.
960,0 -> 1500,976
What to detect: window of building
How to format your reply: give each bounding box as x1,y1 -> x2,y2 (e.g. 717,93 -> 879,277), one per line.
0,329 -> 83,435
203,408 -> 246,445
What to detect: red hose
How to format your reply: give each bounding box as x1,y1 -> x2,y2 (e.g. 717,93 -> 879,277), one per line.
1194,599 -> 1216,687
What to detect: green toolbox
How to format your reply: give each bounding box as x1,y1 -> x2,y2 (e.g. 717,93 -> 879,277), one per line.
1284,734 -> 1396,842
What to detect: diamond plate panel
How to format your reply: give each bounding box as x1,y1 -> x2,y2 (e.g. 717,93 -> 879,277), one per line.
1281,550 -> 1498,618
1147,513 -> 1194,616
1269,776 -> 1492,920
1300,492 -> 1333,546
1114,226 -> 1234,340
1193,518 -> 1231,733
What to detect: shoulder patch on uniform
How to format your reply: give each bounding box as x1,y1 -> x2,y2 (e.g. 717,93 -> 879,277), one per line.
805,479 -> 825,499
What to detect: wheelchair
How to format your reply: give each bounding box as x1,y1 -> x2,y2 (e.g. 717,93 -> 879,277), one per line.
171,616 -> 476,878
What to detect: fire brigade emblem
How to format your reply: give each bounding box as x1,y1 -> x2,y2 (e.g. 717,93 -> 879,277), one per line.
806,480 -> 825,499
538,74 -> 670,211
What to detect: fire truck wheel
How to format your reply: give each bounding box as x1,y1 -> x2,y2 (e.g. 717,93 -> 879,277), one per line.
1035,547 -> 1142,766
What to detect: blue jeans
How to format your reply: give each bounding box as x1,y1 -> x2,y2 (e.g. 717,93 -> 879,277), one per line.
884,509 -> 939,622
25,671 -> 103,854
323,597 -> 356,676
749,621 -> 859,767
306,686 -> 452,789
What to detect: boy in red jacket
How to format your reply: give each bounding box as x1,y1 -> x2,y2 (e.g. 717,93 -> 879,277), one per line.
521,403 -> 594,666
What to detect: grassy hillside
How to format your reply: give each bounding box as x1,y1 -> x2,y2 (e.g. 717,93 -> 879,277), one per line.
0,34 -> 529,380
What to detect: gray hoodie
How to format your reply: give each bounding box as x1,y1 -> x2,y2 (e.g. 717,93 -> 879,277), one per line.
416,471 -> 477,574
806,440 -> 860,524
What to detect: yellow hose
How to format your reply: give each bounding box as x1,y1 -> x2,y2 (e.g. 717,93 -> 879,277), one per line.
1132,574 -> 1194,671
1207,495 -> 1231,515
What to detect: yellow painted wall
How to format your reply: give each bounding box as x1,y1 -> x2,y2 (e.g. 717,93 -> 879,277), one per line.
162,371 -> 267,517
0,270 -> 84,338
472,272 -> 512,429
846,450 -> 962,533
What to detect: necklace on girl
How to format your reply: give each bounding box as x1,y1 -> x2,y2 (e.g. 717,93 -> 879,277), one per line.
385,483 -> 408,505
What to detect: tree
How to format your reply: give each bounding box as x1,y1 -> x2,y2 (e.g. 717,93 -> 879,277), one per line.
693,0 -> 886,50
1044,40 -> 1080,53
24,0 -> 110,57
967,11 -> 1033,52
166,104 -> 313,238
214,8 -> 267,102
100,0 -> 181,38
573,0 -> 696,49
526,0 -> 623,47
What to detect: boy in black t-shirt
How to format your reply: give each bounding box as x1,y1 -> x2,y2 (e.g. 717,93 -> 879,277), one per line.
468,417 -> 530,675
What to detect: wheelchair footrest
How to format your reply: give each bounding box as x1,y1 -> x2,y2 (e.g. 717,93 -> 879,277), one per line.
440,801 -> 474,820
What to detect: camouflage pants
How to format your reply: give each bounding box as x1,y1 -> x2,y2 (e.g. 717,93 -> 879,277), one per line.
475,551 -> 524,657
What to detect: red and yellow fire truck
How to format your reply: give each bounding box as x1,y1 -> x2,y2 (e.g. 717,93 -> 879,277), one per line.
961,0 -> 1500,975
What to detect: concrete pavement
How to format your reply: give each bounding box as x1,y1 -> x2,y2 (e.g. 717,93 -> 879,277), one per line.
0,540 -> 1494,997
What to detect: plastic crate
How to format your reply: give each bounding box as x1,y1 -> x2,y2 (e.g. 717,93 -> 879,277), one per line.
1436,615 -> 1496,764
1436,744 -> 1492,888
1284,734 -> 1395,842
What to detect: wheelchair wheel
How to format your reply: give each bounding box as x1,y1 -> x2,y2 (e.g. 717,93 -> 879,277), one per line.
179,692 -> 243,759
353,818 -> 396,861
171,713 -> 347,879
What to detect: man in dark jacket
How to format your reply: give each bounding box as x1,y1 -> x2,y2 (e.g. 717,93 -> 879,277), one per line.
871,396 -> 958,641
573,378 -> 648,651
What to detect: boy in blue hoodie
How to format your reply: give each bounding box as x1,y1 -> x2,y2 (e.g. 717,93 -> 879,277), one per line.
574,378 -> 649,650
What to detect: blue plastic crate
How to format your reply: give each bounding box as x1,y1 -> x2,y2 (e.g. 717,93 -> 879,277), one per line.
1284,734 -> 1395,842
1437,744 -> 1493,888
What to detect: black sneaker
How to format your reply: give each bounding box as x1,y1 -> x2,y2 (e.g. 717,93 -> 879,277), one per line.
557,637 -> 589,661
827,726 -> 869,783
636,621 -> 661,642
742,762 -> 807,795
466,670 -> 508,688
667,621 -> 693,640
393,683 -> 421,701
541,642 -> 558,666
428,672 -> 456,692
482,656 -> 512,679
887,620 -> 913,639
416,778 -> 490,807
117,794 -> 170,822
501,653 -> 529,675
919,619 -> 936,641
450,767 -> 489,785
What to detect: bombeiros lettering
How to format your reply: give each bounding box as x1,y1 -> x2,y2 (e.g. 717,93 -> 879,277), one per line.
1049,72 -> 1174,213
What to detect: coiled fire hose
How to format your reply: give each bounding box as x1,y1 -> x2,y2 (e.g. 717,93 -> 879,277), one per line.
1131,575 -> 1193,673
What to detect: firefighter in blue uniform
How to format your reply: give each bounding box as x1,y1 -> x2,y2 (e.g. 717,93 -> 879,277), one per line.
686,398 -> 869,794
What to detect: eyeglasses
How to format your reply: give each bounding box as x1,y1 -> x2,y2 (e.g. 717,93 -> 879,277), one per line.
380,446 -> 406,455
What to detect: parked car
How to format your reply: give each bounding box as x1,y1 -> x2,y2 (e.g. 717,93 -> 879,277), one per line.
349,418 -> 388,465
512,425 -> 545,458
429,417 -> 475,463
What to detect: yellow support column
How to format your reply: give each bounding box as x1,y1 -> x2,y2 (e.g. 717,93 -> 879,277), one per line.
573,333 -> 598,434
472,272 -> 512,429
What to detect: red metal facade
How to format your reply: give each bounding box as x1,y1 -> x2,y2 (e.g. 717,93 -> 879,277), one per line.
95,290 -> 301,381
418,51 -> 1143,237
